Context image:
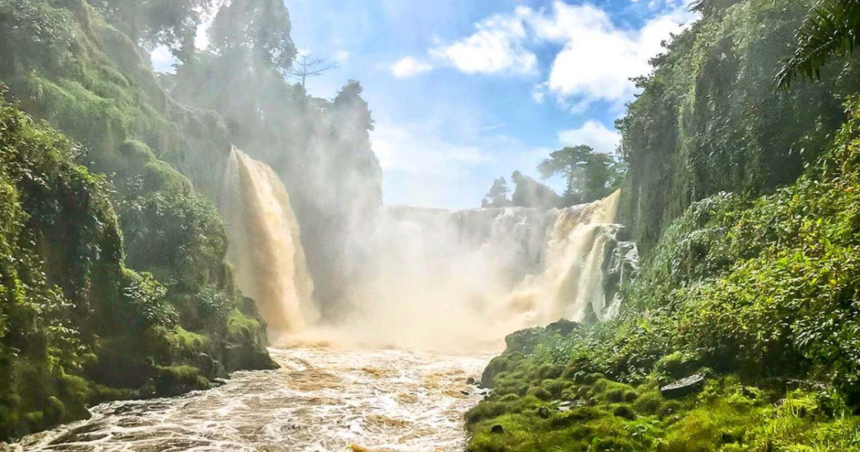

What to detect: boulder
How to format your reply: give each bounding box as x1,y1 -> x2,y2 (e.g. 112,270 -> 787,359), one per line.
660,374 -> 706,399
546,319 -> 579,336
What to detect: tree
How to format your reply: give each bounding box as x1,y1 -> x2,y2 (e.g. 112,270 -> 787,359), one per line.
776,0 -> 860,89
90,0 -> 214,61
289,53 -> 338,88
538,145 -> 622,205
511,171 -> 560,210
208,0 -> 297,73
482,178 -> 512,208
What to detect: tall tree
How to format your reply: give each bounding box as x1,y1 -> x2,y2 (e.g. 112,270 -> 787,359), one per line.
511,171 -> 560,210
482,178 -> 512,208
89,0 -> 214,60
208,0 -> 296,73
289,54 -> 338,88
538,145 -> 622,205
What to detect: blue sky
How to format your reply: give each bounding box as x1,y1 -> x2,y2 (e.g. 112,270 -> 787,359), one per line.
153,0 -> 696,208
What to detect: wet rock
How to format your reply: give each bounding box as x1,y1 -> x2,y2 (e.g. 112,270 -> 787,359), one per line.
660,374 -> 706,399
491,424 -> 505,434
546,319 -> 579,336
195,353 -> 228,379
460,390 -> 470,396
466,377 -> 476,386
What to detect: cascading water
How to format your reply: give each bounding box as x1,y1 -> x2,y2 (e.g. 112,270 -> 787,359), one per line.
336,190 -> 635,351
220,148 -> 317,341
509,190 -> 624,324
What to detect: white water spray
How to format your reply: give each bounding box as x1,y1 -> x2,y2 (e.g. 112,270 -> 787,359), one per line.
218,151 -> 628,351
335,191 -> 628,351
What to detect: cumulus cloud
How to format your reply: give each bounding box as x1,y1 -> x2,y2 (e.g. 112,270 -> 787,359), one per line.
535,2 -> 695,105
419,1 -> 695,106
430,7 -> 537,76
391,56 -> 434,78
558,120 -> 621,154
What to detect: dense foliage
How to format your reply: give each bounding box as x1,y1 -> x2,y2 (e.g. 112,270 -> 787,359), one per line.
618,0 -> 860,256
466,98 -> 860,451
0,101 -> 272,440
777,0 -> 860,89
538,145 -> 624,206
0,0 -> 281,440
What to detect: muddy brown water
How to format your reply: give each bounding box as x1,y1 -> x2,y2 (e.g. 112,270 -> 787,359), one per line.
2,348 -> 489,452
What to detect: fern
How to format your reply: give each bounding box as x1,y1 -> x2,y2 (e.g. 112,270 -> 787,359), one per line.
776,0 -> 860,89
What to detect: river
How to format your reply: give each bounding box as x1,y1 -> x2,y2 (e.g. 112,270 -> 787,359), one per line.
3,348 -> 489,452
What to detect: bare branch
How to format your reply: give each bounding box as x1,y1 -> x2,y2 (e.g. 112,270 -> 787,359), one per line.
287,53 -> 339,88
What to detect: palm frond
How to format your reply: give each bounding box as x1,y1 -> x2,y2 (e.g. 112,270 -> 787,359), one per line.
776,0 -> 860,90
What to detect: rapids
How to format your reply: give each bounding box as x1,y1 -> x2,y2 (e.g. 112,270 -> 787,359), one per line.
3,348 -> 489,452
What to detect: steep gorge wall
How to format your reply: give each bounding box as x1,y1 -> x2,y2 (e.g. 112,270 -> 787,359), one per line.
618,0 -> 860,255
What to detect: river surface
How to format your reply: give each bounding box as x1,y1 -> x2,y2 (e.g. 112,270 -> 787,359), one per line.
3,348 -> 489,452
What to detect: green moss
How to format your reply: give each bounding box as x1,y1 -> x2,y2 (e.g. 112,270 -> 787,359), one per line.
526,386 -> 552,402
168,326 -> 207,351
154,365 -> 211,396
227,309 -> 260,339
633,390 -> 664,415
540,378 -> 572,397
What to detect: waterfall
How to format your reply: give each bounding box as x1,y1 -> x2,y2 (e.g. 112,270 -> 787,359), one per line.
508,190 -> 624,324
337,190 -> 635,350
216,157 -> 632,350
220,148 -> 317,341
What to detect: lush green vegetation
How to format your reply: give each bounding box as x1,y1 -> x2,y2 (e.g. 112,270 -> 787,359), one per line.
617,0 -> 860,256
0,100 -> 272,440
468,2 -> 860,447
467,98 -> 860,450
0,0 -> 284,441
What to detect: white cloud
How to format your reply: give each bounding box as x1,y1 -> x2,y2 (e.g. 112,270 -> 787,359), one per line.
430,7 -> 537,76
372,121 -> 553,208
391,56 -> 434,78
534,2 -> 696,105
558,120 -> 621,154
539,5 -> 692,103
373,123 -> 488,174
422,1 -> 695,105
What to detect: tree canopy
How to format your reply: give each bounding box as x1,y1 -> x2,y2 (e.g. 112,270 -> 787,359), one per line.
510,171 -> 560,210
538,145 -> 623,206
482,177 -> 513,208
